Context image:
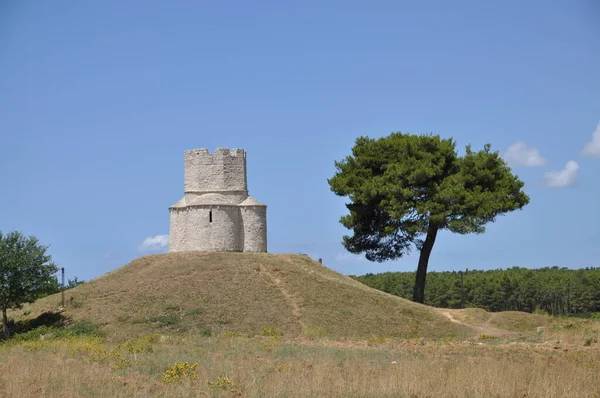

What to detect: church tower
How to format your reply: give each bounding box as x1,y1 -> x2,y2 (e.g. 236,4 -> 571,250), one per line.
168,148 -> 267,253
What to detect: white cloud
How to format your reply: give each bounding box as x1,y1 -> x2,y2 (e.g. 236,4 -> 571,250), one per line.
543,161 -> 579,188
582,122 -> 600,157
503,141 -> 547,167
139,234 -> 169,252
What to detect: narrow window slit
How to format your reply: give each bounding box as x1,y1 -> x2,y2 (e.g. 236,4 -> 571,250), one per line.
209,210 -> 213,223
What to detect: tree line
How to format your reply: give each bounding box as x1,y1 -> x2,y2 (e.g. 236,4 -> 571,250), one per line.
352,266 -> 600,316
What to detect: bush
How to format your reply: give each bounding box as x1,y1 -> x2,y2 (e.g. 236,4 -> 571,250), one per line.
149,315 -> 180,326
305,325 -> 327,339
10,321 -> 102,342
533,307 -> 549,316
209,376 -> 233,390
161,362 -> 198,383
67,321 -> 102,337
118,334 -> 159,354
261,325 -> 282,339
583,337 -> 597,347
200,327 -> 212,337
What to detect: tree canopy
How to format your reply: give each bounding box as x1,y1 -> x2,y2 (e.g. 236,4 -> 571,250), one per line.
0,231 -> 58,338
328,132 -> 530,303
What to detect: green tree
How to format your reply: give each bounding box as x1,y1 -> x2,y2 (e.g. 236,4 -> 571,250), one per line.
0,231 -> 58,338
66,277 -> 85,289
329,132 -> 529,303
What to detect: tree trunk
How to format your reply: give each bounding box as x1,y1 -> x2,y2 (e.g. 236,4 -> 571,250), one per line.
413,223 -> 439,303
2,307 -> 9,339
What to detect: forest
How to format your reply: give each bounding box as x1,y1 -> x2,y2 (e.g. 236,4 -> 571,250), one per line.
352,266 -> 600,316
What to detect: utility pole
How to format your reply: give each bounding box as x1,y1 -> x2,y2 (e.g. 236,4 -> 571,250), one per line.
61,267 -> 65,307
459,270 -> 465,309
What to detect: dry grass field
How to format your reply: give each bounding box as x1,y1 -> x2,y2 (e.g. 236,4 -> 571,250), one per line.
1,253 -> 599,397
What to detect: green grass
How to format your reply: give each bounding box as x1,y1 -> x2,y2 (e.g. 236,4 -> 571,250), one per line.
7,320 -> 102,343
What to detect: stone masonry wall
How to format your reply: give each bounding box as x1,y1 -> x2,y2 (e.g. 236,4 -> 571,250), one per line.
184,148 -> 247,193
169,148 -> 267,253
169,208 -> 188,252
241,206 -> 267,252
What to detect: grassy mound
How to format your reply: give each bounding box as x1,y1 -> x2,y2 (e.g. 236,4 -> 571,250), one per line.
446,307 -> 558,333
13,252 -> 473,339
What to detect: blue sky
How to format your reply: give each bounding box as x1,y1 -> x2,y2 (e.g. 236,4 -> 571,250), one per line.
1,1 -> 599,282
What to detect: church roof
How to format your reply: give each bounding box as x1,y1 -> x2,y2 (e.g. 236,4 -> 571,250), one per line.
239,196 -> 266,207
189,193 -> 234,206
170,197 -> 188,208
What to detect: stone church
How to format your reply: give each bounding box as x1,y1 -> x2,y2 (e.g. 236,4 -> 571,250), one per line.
169,148 -> 267,252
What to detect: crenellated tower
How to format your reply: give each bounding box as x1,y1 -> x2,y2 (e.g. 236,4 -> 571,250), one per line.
169,148 -> 267,253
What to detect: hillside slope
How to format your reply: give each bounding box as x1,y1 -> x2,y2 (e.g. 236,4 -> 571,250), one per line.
17,252 -> 475,339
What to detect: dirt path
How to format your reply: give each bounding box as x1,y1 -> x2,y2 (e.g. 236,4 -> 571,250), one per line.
440,311 -> 463,324
259,265 -> 307,332
437,309 -> 516,337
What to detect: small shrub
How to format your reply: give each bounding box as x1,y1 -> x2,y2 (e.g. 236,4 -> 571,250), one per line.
200,327 -> 212,337
187,308 -> 204,316
261,325 -> 282,339
67,321 -> 102,337
161,362 -> 198,383
533,307 -> 549,316
479,334 -> 495,340
209,376 -> 233,390
118,334 -> 160,354
583,338 -> 596,347
305,325 -> 327,339
259,339 -> 278,352
276,364 -> 289,372
113,357 -> 132,370
149,315 -> 180,326
367,334 -> 387,345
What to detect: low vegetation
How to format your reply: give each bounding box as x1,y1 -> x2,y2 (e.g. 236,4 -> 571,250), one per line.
0,319 -> 598,397
2,253 -> 599,397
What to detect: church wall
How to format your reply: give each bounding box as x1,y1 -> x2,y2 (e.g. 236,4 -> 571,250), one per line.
241,206 -> 267,252
169,208 -> 188,252
184,148 -> 247,194
184,206 -> 242,251
168,147 -> 266,253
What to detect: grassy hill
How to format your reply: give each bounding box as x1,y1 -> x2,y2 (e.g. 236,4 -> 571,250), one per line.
3,252 -> 599,397
14,252 -> 477,339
